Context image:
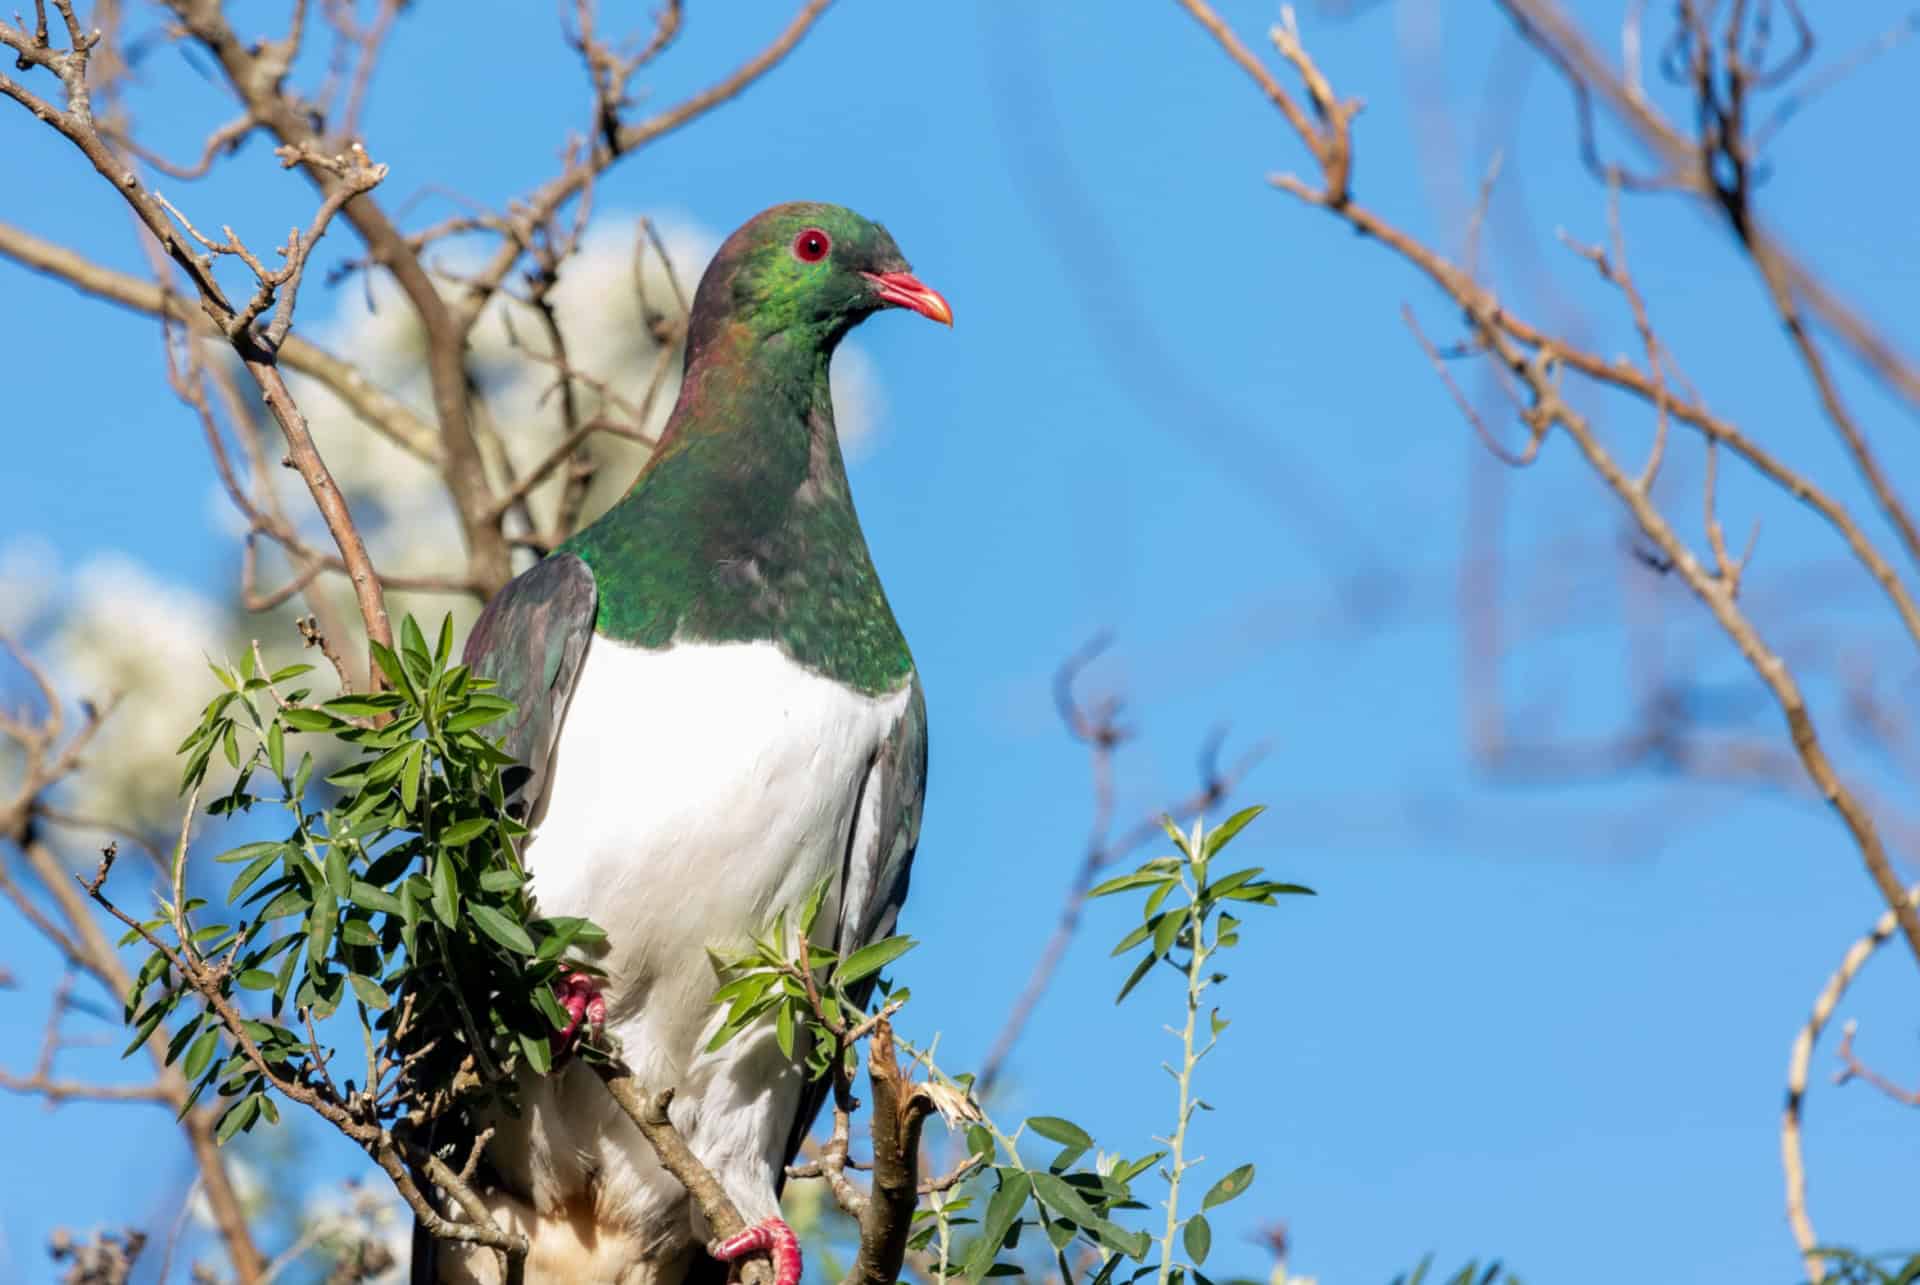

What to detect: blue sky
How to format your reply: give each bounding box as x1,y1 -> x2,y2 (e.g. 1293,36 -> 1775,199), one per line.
3,2 -> 1919,1281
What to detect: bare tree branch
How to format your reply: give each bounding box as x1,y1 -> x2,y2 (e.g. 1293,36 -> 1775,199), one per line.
0,219 -> 443,464
1782,884 -> 1920,1282
1172,0 -> 1920,974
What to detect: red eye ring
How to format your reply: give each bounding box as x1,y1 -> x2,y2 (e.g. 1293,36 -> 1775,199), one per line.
792,227 -> 831,263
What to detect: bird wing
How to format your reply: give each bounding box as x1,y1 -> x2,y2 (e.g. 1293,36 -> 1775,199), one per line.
780,675 -> 929,1174
460,552 -> 599,817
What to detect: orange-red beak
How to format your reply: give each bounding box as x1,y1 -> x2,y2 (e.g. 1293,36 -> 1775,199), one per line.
862,270 -> 953,326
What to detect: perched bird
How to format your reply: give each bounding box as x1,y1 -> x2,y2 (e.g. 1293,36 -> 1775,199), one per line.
423,202 -> 949,1285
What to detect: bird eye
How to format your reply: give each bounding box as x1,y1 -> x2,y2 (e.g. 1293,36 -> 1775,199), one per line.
792,228 -> 831,263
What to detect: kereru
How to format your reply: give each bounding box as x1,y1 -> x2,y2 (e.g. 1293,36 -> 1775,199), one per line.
420,203 -> 948,1285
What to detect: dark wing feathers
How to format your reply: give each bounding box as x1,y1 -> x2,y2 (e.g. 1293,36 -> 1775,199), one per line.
460,552 -> 598,815
780,677 -> 929,1176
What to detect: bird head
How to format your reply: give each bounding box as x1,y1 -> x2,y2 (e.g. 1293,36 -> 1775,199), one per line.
687,202 -> 952,359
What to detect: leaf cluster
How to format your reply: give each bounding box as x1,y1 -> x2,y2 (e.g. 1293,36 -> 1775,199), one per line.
1092,806 -> 1312,1007
706,873 -> 917,1081
946,1120 -> 1160,1284
126,615 -> 604,1144
916,808 -> 1296,1285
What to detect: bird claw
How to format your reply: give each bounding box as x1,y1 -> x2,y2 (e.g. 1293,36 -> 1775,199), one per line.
708,1217 -> 802,1285
550,966 -> 607,1054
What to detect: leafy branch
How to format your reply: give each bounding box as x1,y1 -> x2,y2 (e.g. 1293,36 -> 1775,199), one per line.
91,614 -> 617,1274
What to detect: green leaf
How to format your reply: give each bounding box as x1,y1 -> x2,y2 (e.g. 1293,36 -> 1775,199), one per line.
399,624 -> 435,693
461,695 -> 516,718
340,918 -> 379,948
1201,1164 -> 1254,1210
258,883 -> 312,921
1114,952 -> 1156,1005
300,970 -> 344,1019
236,969 -> 277,991
215,841 -> 284,865
363,743 -> 414,786
348,973 -> 390,1010
479,868 -> 524,893
798,873 -> 831,937
549,917 -> 607,947
362,845 -> 416,887
1100,1223 -> 1154,1261
399,741 -> 423,813
434,613 -> 455,668
429,857 -> 458,927
122,1001 -> 170,1056
227,851 -> 281,905
531,985 -> 571,1034
1109,1150 -> 1165,1187
1088,870 -> 1176,898
324,844 -> 351,896
1151,911 -> 1183,958
775,997 -> 796,1059
1030,1172 -> 1101,1226
269,663 -> 315,684
1110,916 -> 1161,957
963,1171 -> 1032,1284
323,694 -> 407,718
348,880 -> 406,916
1183,1214 -> 1211,1265
307,891 -> 337,971
469,903 -> 536,955
183,1026 -> 219,1081
179,739 -> 215,793
164,1013 -> 206,1067
1200,867 -> 1262,900
281,707 -> 342,733
214,1092 -> 262,1143
836,935 -> 917,985
368,640 -> 410,697
440,817 -> 493,846
272,941 -> 301,1012
1217,881 -> 1314,903
266,720 -> 286,780
1026,1117 -> 1093,1151
1200,806 -> 1264,860
518,1028 -> 553,1076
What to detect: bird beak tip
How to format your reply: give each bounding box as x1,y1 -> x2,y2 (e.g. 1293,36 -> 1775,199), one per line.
863,271 -> 954,327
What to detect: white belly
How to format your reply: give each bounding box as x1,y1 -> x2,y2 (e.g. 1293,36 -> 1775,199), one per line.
474,637 -> 909,1275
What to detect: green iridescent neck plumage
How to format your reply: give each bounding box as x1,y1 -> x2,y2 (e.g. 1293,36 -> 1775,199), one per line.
557,205 -> 915,696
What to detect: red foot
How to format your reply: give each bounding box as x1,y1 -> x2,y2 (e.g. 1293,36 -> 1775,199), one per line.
551,966 -> 607,1053
709,1217 -> 802,1285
